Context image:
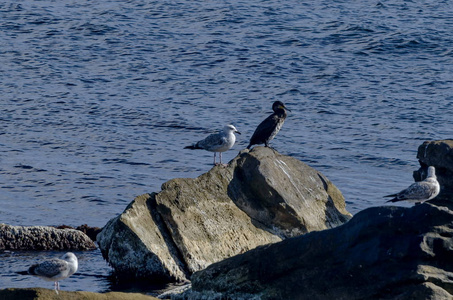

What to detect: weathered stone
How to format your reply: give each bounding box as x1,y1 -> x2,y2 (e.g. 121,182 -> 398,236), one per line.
97,147 -> 351,282
0,288 -> 159,300
415,140 -> 453,201
181,202 -> 453,300
55,224 -> 102,242
228,147 -> 351,236
97,194 -> 189,282
0,224 -> 96,250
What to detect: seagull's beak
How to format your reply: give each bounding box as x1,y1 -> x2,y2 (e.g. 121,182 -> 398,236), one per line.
236,130 -> 241,135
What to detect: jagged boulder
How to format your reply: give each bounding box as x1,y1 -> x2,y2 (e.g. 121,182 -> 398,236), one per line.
0,224 -> 96,250
97,147 -> 351,282
415,140 -> 453,201
181,202 -> 453,300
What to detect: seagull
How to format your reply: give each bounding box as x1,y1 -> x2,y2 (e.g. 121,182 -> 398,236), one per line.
384,166 -> 440,203
247,101 -> 290,150
184,124 -> 241,165
28,252 -> 78,294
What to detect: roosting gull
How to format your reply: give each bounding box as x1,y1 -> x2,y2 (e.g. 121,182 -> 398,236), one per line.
247,101 -> 290,150
384,166 -> 440,203
185,124 -> 241,165
28,252 -> 78,294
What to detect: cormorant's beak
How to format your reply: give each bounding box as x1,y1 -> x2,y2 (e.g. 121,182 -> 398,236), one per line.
280,105 -> 291,112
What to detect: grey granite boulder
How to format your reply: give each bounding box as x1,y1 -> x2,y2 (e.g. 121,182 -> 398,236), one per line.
97,147 -> 351,282
0,224 -> 96,250
415,140 -> 453,201
181,201 -> 453,300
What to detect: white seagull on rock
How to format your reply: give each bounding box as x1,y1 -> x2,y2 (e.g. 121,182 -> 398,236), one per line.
384,166 -> 440,203
28,252 -> 78,294
185,124 -> 241,166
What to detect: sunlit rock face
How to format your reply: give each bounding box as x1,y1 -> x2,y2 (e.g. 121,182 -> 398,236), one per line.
97,146 -> 351,282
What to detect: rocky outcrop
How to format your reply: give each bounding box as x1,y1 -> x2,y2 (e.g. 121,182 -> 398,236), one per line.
0,224 -> 96,250
180,201 -> 453,300
97,147 -> 351,282
0,288 -> 158,300
416,140 -> 453,201
56,224 -> 102,242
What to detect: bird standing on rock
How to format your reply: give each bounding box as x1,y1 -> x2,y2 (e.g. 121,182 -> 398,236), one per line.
28,252 -> 78,294
247,101 -> 290,150
384,166 -> 440,204
185,124 -> 241,166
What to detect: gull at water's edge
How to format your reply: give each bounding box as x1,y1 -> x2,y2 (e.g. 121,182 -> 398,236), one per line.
185,124 -> 241,166
384,166 -> 440,203
28,252 -> 78,294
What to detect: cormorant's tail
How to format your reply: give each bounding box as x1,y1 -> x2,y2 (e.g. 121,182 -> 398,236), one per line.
246,144 -> 252,150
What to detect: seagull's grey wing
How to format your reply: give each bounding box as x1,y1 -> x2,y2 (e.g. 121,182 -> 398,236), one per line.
197,132 -> 225,151
33,259 -> 68,277
399,181 -> 435,200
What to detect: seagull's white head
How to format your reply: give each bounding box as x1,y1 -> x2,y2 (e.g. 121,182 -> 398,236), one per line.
61,252 -> 77,262
224,124 -> 241,135
61,252 -> 78,274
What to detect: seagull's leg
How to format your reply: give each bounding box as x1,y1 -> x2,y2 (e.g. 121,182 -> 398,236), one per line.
220,152 -> 228,167
213,153 -> 216,165
54,282 -> 59,294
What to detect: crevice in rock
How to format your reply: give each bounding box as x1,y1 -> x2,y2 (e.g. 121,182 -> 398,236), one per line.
146,194 -> 192,281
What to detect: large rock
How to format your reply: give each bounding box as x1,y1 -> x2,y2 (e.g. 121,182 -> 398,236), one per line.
0,224 -> 96,250
415,140 -> 453,201
229,147 -> 350,236
182,202 -> 453,300
97,147 -> 351,282
0,288 -> 158,300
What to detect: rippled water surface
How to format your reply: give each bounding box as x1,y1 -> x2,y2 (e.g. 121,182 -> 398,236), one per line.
1,0 -> 452,293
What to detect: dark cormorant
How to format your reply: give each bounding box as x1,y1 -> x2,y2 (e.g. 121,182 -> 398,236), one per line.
247,101 -> 290,149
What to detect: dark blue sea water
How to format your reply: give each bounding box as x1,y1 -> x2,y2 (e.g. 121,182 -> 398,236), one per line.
1,0 -> 452,293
